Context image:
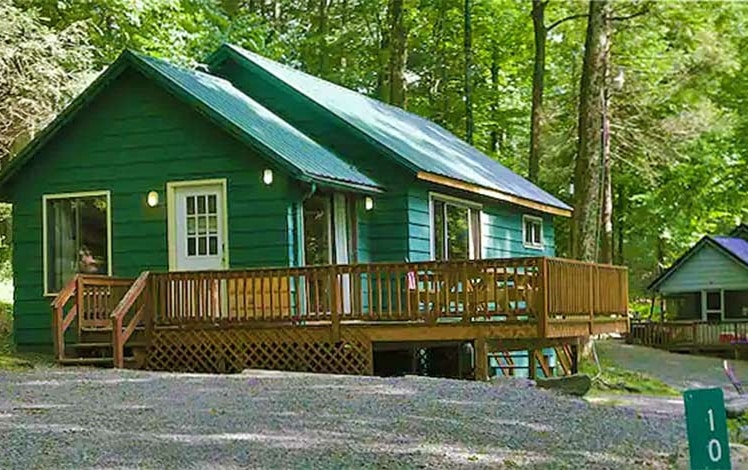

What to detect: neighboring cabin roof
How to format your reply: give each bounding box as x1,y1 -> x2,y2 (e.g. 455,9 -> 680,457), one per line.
0,51 -> 382,194
648,236 -> 748,291
211,44 -> 571,217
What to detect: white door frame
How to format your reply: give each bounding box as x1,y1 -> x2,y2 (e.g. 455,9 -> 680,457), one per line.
167,178 -> 229,271
333,193 -> 351,313
701,289 -> 724,322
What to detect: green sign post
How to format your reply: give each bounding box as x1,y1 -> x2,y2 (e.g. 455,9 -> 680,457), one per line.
683,387 -> 731,470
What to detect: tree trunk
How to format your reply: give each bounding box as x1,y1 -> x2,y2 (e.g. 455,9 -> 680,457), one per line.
464,0 -> 473,144
614,182 -> 625,265
599,8 -> 613,265
571,0 -> 608,261
529,0 -> 545,183
489,54 -> 500,153
316,0 -> 330,76
387,0 -> 407,107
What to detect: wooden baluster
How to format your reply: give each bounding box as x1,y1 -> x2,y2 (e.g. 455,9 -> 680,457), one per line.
386,268 -> 393,319
366,267 -> 373,319
462,262 -> 471,324
396,267 -> 403,319
330,267 -> 340,342
376,266 -> 383,319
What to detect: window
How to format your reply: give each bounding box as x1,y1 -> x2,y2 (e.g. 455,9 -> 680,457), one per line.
523,215 -> 543,249
44,192 -> 111,294
431,195 -> 481,261
185,193 -> 219,257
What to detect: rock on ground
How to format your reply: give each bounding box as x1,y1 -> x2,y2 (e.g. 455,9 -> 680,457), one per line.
535,374 -> 592,396
0,367 -> 685,469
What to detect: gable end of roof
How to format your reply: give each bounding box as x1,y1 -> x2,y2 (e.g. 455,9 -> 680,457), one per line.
648,236 -> 748,292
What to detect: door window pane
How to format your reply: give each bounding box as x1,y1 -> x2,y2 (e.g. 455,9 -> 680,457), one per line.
303,194 -> 331,265
433,200 -> 445,261
184,192 -> 220,258
431,198 -> 479,261
446,204 -> 469,260
706,291 -> 721,311
46,194 -> 109,292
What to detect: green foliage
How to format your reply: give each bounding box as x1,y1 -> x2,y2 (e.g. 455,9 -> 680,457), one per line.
0,301 -> 51,370
579,352 -> 679,397
3,0 -> 748,299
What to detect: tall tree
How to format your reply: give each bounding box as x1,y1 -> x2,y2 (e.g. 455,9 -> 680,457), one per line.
571,0 -> 609,261
529,0 -> 586,183
380,0 -> 408,107
464,0 -> 473,143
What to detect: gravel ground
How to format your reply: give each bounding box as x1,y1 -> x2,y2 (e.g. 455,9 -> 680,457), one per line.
595,339 -> 748,396
0,367 -> 684,469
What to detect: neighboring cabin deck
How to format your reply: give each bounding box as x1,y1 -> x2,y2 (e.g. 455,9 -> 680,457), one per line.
52,257 -> 629,379
627,320 -> 748,357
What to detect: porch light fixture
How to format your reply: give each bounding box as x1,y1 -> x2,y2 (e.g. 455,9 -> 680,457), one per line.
263,169 -> 274,185
146,191 -> 159,207
365,196 -> 374,211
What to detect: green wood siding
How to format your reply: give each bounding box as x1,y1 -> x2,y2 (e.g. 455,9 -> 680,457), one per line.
406,185 -> 556,261
658,244 -> 748,294
482,206 -> 555,258
9,69 -> 295,349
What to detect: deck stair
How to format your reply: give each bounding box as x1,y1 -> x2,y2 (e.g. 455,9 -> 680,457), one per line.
58,329 -> 147,367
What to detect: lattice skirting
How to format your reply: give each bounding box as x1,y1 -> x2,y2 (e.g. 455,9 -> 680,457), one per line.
144,326 -> 373,375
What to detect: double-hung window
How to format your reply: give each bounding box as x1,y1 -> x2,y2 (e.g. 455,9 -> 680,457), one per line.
43,191 -> 111,294
522,215 -> 543,250
431,195 -> 481,261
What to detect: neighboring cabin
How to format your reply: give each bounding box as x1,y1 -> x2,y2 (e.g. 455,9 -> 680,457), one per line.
0,45 -> 570,351
648,224 -> 748,322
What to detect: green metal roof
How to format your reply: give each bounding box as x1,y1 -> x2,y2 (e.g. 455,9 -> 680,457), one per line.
0,51 -> 382,193
216,44 -> 570,213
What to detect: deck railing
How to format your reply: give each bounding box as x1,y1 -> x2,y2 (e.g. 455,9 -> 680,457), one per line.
51,257 -> 629,366
628,320 -> 748,348
146,257 -> 628,335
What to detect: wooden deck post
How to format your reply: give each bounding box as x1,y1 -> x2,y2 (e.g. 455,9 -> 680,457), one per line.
528,348 -> 537,379
474,337 -> 488,381
330,267 -> 340,343
538,258 -> 549,338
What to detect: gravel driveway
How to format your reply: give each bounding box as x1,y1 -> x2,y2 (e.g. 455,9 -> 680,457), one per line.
0,367 -> 683,469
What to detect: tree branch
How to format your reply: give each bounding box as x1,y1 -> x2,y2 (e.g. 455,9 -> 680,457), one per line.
609,8 -> 649,22
547,13 -> 588,32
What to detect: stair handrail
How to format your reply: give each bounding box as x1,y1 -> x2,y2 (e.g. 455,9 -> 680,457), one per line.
50,274 -> 81,361
110,271 -> 150,368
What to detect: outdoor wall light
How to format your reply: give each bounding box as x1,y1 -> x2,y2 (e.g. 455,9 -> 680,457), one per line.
365,196 -> 374,211
263,169 -> 274,185
147,191 -> 159,207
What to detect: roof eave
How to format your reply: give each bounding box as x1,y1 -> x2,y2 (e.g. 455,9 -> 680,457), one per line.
416,171 -> 572,217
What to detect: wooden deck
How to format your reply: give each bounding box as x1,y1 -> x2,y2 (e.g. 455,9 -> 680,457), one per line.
627,320 -> 748,356
51,257 -> 629,379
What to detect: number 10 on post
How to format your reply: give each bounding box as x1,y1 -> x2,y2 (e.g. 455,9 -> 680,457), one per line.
683,387 -> 731,469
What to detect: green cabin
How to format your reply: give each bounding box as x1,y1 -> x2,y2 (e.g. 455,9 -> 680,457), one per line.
0,45 -> 571,353
649,225 -> 748,322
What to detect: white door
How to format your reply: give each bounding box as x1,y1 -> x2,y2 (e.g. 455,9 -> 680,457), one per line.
174,185 -> 226,271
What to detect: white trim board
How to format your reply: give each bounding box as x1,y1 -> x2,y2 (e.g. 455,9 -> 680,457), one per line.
522,214 -> 544,251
